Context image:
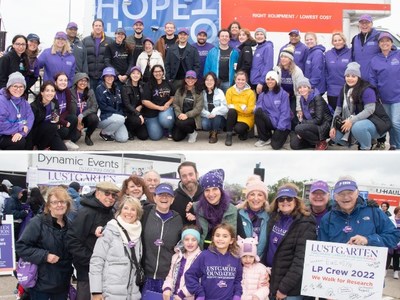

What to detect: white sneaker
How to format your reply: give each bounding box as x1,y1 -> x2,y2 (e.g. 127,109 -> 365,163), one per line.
394,270 -> 399,279
64,140 -> 79,150
254,139 -> 271,147
188,131 -> 198,143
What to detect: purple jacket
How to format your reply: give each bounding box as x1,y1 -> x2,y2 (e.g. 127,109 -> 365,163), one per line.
351,28 -> 380,79
256,89 -> 291,131
250,41 -> 274,86
325,46 -> 352,97
305,44 -> 326,94
369,49 -> 400,104
38,48 -> 76,87
279,42 -> 309,72
0,88 -> 34,136
185,248 -> 242,300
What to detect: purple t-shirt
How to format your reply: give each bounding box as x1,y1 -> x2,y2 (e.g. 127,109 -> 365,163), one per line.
266,214 -> 294,267
280,69 -> 294,97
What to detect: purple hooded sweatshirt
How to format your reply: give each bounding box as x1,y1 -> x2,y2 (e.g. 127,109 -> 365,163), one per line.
0,88 -> 34,136
185,248 -> 242,300
325,46 -> 352,97
250,41 -> 274,86
305,44 -> 326,94
369,49 -> 400,104
256,89 -> 291,130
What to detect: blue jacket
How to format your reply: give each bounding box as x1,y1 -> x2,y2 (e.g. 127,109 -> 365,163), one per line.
352,28 -> 381,79
38,48 -> 76,87
0,88 -> 34,137
204,47 -> 239,86
185,248 -> 242,300
369,49 -> 400,105
305,44 -> 326,94
67,187 -> 81,221
319,196 -> 400,248
238,209 -> 269,258
4,186 -> 27,220
325,46 -> 352,97
250,41 -> 274,86
95,82 -> 124,121
255,89 -> 291,131
279,42 -> 309,72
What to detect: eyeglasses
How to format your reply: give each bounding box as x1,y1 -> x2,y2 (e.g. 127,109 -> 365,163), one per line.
11,85 -> 25,90
103,190 -> 118,199
49,200 -> 68,206
78,79 -> 88,83
277,197 -> 294,203
14,43 -> 27,47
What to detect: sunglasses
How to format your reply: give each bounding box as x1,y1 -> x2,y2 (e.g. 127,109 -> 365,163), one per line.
277,197 -> 294,203
102,190 -> 118,199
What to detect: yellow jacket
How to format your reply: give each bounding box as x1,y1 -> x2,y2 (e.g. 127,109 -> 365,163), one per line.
226,85 -> 256,128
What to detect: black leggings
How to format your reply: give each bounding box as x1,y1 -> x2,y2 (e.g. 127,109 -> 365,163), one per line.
290,123 -> 321,149
0,135 -> 26,150
125,114 -> 149,140
82,113 -> 100,138
226,109 -> 249,135
58,114 -> 80,142
30,122 -> 67,150
255,108 -> 290,150
172,118 -> 196,141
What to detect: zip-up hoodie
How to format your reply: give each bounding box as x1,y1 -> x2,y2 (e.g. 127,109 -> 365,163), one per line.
250,41 -> 274,86
304,44 -> 326,94
325,46 -> 351,97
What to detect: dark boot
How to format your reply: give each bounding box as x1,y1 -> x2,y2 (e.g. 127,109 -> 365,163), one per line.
85,135 -> 94,146
238,131 -> 248,141
225,132 -> 233,146
209,131 -> 218,143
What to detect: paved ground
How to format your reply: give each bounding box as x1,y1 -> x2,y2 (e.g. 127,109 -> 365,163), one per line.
73,129 -> 370,151
1,269 -> 399,299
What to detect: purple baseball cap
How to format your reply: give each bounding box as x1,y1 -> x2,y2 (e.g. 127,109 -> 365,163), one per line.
67,22 -> 78,30
289,29 -> 300,36
359,14 -> 373,23
143,37 -> 154,45
115,27 -> 126,35
334,180 -> 358,194
54,31 -> 68,40
129,66 -> 142,74
178,28 -> 189,35
310,180 -> 329,193
378,32 -> 393,42
197,29 -> 208,36
154,183 -> 174,196
185,70 -> 197,79
275,187 -> 297,200
134,19 -> 144,25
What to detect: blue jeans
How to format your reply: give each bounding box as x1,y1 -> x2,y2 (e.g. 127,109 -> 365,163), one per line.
142,278 -> 164,294
201,115 -> 226,131
145,107 -> 175,140
333,119 -> 381,150
30,288 -> 68,300
383,102 -> 400,149
98,113 -> 128,142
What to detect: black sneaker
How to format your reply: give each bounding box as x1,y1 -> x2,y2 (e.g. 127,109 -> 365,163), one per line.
238,132 -> 248,141
85,135 -> 94,146
99,132 -> 114,141
128,132 -> 135,141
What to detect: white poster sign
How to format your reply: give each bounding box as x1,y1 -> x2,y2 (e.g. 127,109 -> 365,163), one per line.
302,240 -> 387,300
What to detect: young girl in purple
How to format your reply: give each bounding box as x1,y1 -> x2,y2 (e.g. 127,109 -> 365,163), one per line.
185,223 -> 243,300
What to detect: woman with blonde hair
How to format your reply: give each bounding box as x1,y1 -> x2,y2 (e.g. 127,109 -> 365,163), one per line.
237,178 -> 269,258
38,31 -> 76,87
304,32 -> 326,95
16,187 -> 74,299
265,183 -> 316,300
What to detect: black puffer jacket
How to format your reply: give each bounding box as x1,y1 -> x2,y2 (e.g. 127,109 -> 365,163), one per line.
237,39 -> 256,79
67,192 -> 114,281
82,33 -> 113,80
16,213 -> 73,294
266,212 -> 317,297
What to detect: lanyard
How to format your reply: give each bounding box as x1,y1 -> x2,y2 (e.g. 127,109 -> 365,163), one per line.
76,91 -> 83,114
10,100 -> 21,119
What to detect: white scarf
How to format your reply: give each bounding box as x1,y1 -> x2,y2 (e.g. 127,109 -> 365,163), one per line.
114,215 -> 142,245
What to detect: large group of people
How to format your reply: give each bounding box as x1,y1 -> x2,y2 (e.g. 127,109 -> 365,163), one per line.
1,14 -> 398,150
1,161 -> 399,300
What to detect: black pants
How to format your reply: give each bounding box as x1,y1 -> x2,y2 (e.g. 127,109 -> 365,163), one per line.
255,108 -> 290,150
58,114 -> 80,142
172,118 -> 196,141
30,122 -> 67,150
125,114 -> 149,140
82,113 -> 99,138
0,135 -> 26,150
226,109 -> 249,135
290,123 -> 321,149
327,95 -> 338,111
289,94 -> 299,130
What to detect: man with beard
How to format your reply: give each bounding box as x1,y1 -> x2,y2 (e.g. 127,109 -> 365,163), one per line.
192,29 -> 214,80
171,161 -> 203,225
67,181 -> 120,300
155,21 -> 178,60
126,19 -> 147,65
279,29 -> 308,73
66,22 -> 88,73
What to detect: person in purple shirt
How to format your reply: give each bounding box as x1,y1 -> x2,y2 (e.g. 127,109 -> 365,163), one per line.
304,32 -> 326,95
325,32 -> 352,110
369,32 -> 400,150
265,183 -> 316,300
329,62 -> 391,150
279,29 -> 309,73
0,72 -> 34,150
38,31 -> 76,87
192,29 -> 214,81
228,21 -> 241,51
254,70 -> 291,150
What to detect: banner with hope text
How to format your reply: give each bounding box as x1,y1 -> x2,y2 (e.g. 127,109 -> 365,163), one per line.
302,240 -> 387,300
